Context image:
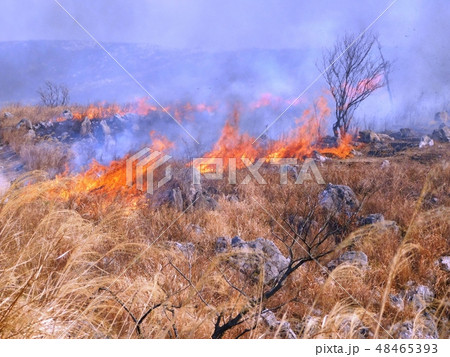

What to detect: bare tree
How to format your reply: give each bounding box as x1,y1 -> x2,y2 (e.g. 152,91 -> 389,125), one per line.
37,81 -> 70,107
322,32 -> 390,138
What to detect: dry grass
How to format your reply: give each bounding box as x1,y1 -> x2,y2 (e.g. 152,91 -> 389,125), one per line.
0,144 -> 448,339
0,104 -> 448,339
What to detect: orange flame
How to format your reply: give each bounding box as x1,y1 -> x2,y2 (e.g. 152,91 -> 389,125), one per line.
54,95 -> 355,205
150,130 -> 175,152
201,108 -> 260,172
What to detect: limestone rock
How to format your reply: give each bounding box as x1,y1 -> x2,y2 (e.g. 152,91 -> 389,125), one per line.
80,117 -> 92,137
319,184 -> 359,216
216,236 -> 290,285
328,251 -> 368,271
432,125 -> 450,143
16,118 -> 33,130
261,309 -> 297,339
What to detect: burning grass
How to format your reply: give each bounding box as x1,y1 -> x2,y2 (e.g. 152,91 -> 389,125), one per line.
0,100 -> 448,338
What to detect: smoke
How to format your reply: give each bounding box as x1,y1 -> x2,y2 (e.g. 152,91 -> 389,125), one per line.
0,0 -> 449,138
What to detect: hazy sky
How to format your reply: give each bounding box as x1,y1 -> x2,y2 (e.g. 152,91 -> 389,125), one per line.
1,0 -> 449,124
0,0 -> 445,51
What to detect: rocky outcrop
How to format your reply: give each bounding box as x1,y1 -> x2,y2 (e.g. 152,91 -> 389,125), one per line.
433,111 -> 449,126
173,242 -> 195,260
432,125 -> 450,143
261,309 -> 297,339
358,213 -> 384,226
419,135 -> 434,148
437,256 -> 450,272
389,283 -> 435,312
170,187 -> 184,211
189,184 -> 219,211
80,117 -> 92,137
100,120 -> 111,136
15,118 -> 33,130
391,314 -> 438,339
215,236 -> 290,285
399,128 -> 418,139
319,184 -> 359,216
61,109 -> 73,120
3,112 -> 13,119
405,284 -> 434,311
358,130 -> 381,143
327,251 -> 368,271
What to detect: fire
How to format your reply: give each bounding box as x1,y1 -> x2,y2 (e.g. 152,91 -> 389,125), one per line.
267,96 -> 330,159
55,98 -> 217,123
72,102 -> 125,120
133,97 -> 158,116
249,93 -> 303,110
200,108 -> 260,172
54,131 -> 174,209
51,94 -> 355,207
320,133 -> 354,158
150,130 -> 175,152
198,96 -> 352,174
55,158 -> 141,212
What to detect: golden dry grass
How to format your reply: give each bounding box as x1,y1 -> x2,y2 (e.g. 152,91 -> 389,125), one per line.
0,105 -> 448,339
0,149 -> 447,339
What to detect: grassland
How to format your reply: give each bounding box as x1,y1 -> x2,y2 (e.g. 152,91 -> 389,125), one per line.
0,105 -> 448,338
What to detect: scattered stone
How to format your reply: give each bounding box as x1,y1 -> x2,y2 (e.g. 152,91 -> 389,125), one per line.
379,220 -> 400,234
226,194 -> 240,203
216,236 -> 290,284
39,120 -> 54,128
16,118 -> 33,130
392,321 -> 414,339
378,133 -> 394,142
25,129 -> 36,139
327,251 -> 368,271
170,187 -> 184,211
319,184 -> 360,216
215,237 -> 229,254
261,309 -> 297,339
187,224 -> 203,235
173,242 -> 195,260
405,284 -> 434,311
192,191 -> 218,211
419,135 -> 434,148
437,256 -> 450,272
381,160 -> 390,169
100,120 -> 111,136
313,150 -> 329,163
399,128 -> 417,139
113,113 -> 126,122
431,125 -> 450,143
80,117 -> 92,136
358,213 -> 384,226
339,316 -> 371,338
391,315 -> 438,339
347,219 -> 400,245
61,109 -> 73,120
350,149 -> 363,156
59,132 -> 69,141
389,293 -> 405,311
3,112 -> 13,119
358,130 -> 381,143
